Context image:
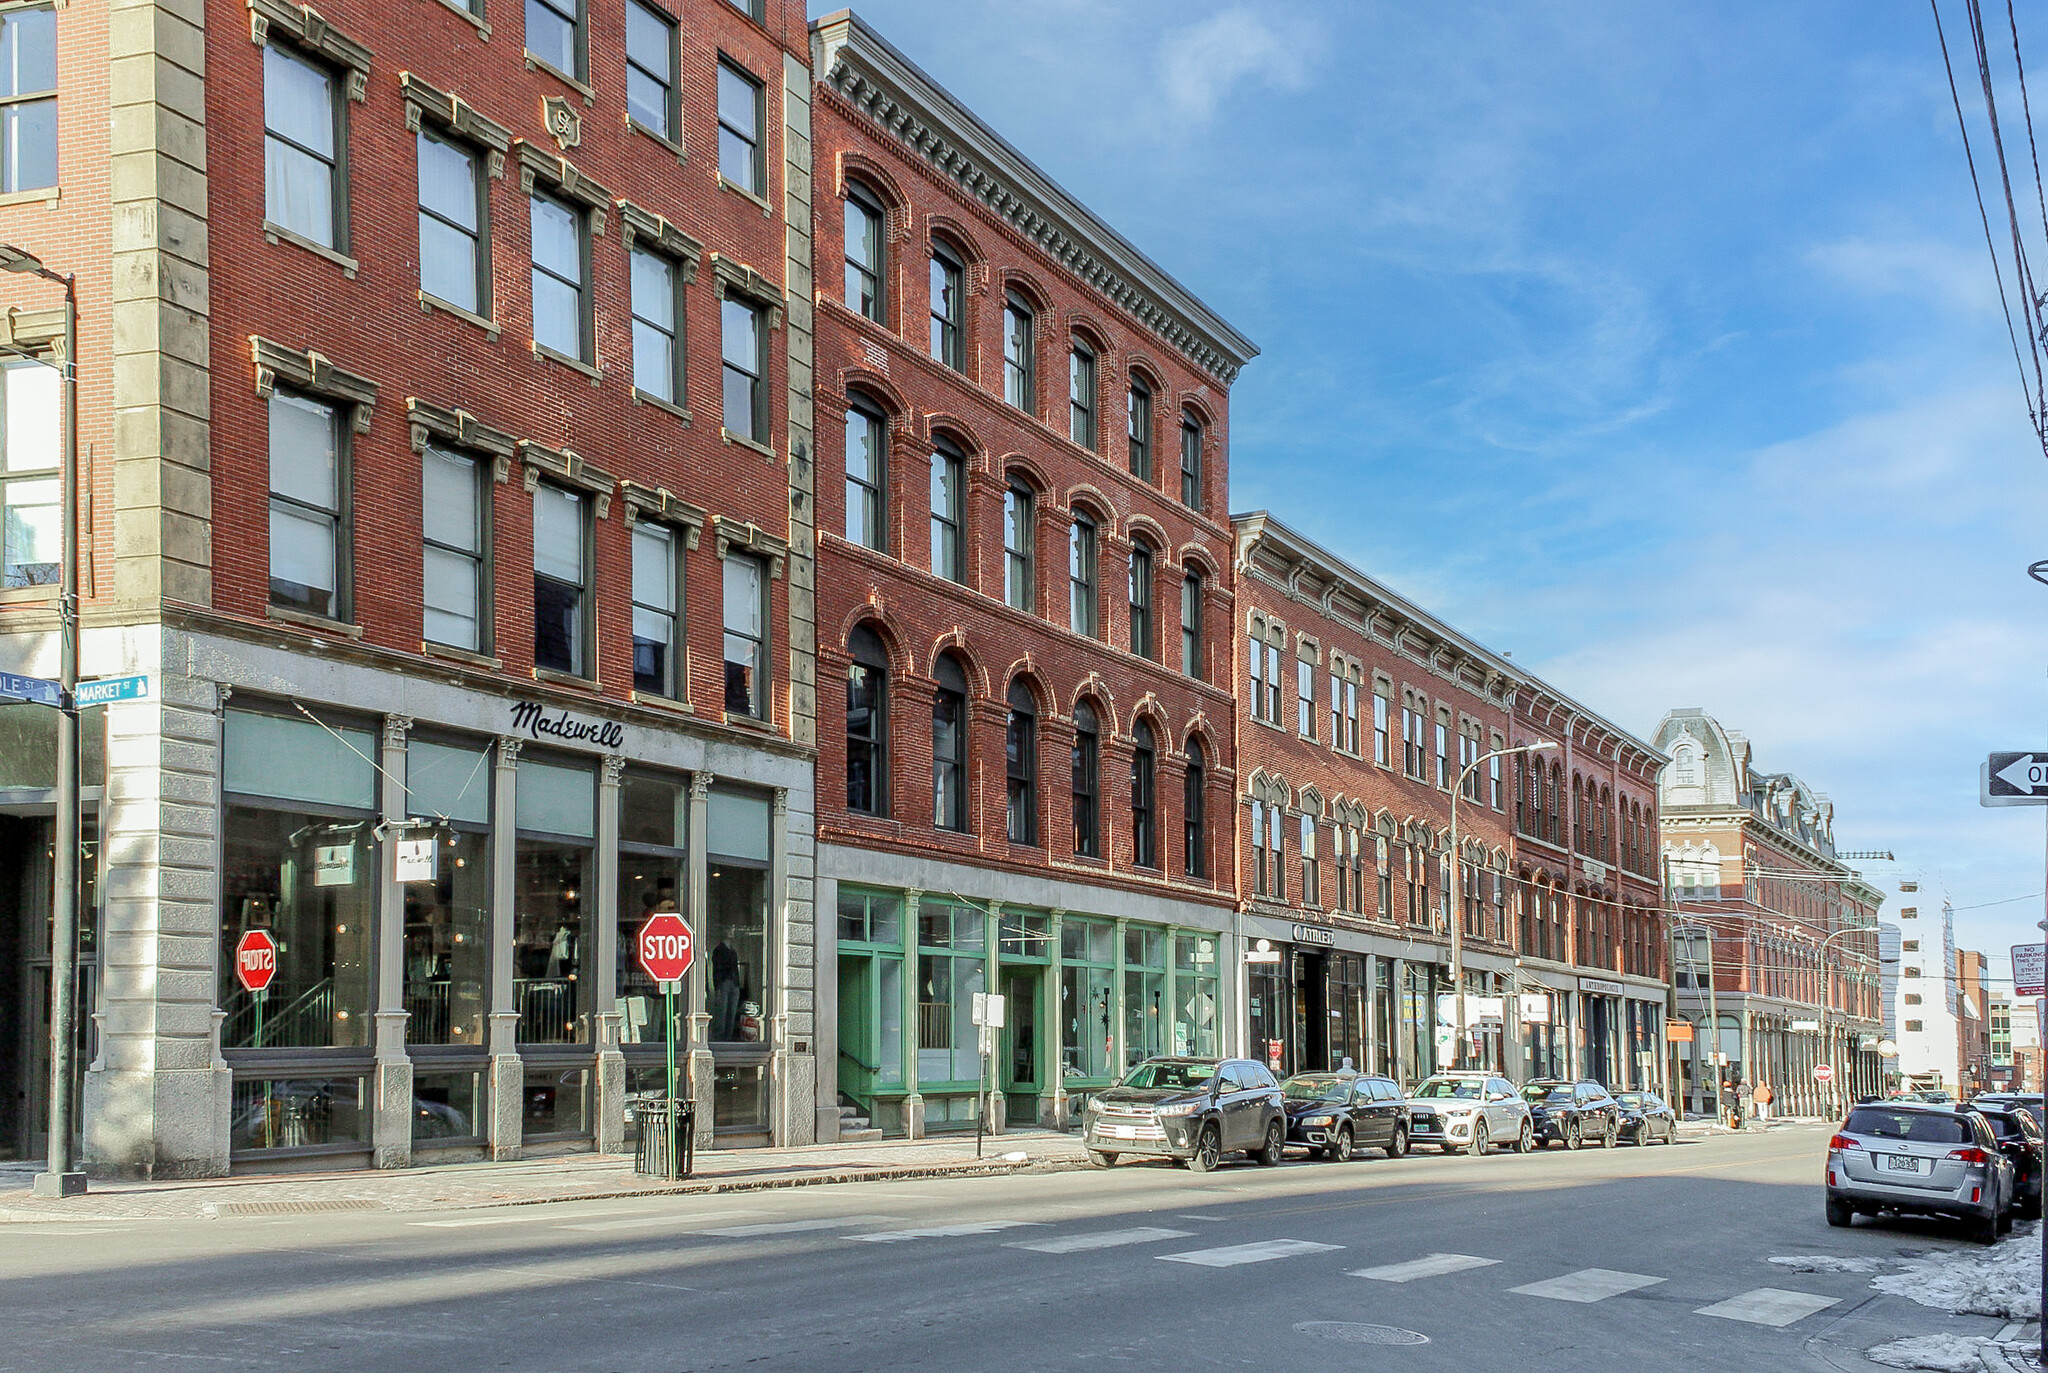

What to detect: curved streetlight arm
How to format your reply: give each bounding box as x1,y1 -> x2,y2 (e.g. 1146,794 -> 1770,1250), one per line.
1450,741 -> 1556,1072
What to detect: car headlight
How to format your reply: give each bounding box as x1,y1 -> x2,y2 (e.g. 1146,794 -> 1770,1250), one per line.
1443,1104 -> 1475,1116
1083,1098 -> 1103,1115
1304,1114 -> 1334,1127
1155,1101 -> 1200,1118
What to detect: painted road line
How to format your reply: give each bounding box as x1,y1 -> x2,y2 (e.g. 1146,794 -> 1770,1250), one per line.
556,1210 -> 757,1232
1350,1252 -> 1502,1283
1694,1288 -> 1840,1327
410,1216 -> 534,1228
1007,1227 -> 1195,1254
1158,1239 -> 1345,1268
698,1215 -> 897,1238
854,1221 -> 1043,1242
1509,1268 -> 1666,1303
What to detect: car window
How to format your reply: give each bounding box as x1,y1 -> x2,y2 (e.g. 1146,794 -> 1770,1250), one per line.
1985,1115 -> 2023,1139
1245,1064 -> 1278,1090
1414,1078 -> 1483,1099
1283,1077 -> 1349,1103
1489,1079 -> 1514,1098
1121,1061 -> 1218,1092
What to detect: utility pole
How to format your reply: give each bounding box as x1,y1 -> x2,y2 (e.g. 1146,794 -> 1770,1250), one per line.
1450,741 -> 1554,1070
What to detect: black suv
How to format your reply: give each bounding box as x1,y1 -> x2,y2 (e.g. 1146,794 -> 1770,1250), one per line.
1280,1072 -> 1412,1161
1973,1103 -> 2044,1219
1523,1079 -> 1621,1149
1083,1056 -> 1286,1172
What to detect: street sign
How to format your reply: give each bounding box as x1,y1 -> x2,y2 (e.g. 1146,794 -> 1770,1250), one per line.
394,837 -> 438,883
1665,1021 -> 1695,1042
233,930 -> 278,994
971,991 -> 1006,1028
2015,944 -> 2048,998
73,673 -> 152,708
1983,752 -> 2048,807
636,911 -> 694,985
1814,1063 -> 1835,1084
0,670 -> 61,708
1790,1019 -> 1821,1032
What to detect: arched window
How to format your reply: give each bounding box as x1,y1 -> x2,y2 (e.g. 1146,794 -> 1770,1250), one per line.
844,181 -> 885,323
1131,721 -> 1157,869
932,654 -> 968,831
1004,290 -> 1035,411
1071,701 -> 1100,858
929,241 -> 964,370
929,438 -> 964,583
1003,482 -> 1034,611
1181,570 -> 1203,679
1128,541 -> 1155,660
1068,516 -> 1098,637
1298,811 -> 1317,906
1183,738 -> 1206,879
1128,380 -> 1152,479
1006,680 -> 1038,845
844,398 -> 886,552
1069,341 -> 1097,448
1180,409 -> 1203,509
846,626 -> 887,815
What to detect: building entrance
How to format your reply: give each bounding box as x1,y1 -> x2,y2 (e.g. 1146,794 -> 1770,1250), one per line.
0,815 -> 96,1164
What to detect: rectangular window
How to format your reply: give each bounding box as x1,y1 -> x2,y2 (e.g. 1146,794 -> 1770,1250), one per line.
1069,345 -> 1096,448
721,296 -> 767,441
1250,801 -> 1267,896
845,185 -> 885,323
1004,294 -> 1035,411
1068,518 -> 1097,637
1128,383 -> 1151,479
716,59 -> 764,195
1247,636 -> 1264,722
1435,721 -> 1448,788
1374,689 -> 1390,765
1179,414 -> 1202,509
1300,814 -> 1318,907
1004,484 -> 1033,611
0,358 -> 59,589
624,0 -> 677,139
268,392 -> 343,619
1263,642 -> 1282,724
532,482 -> 587,675
530,193 -> 588,360
422,446 -> 486,651
418,129 -> 485,315
630,248 -> 684,404
526,0 -> 583,80
1489,753 -> 1503,810
1128,545 -> 1154,659
1180,574 -> 1202,678
631,522 -> 679,697
1297,659 -> 1314,738
845,404 -> 886,552
929,247 -> 964,370
929,443 -> 964,583
1344,680 -> 1360,753
0,7 -> 56,193
264,44 -> 341,248
722,553 -> 766,717
724,0 -> 764,18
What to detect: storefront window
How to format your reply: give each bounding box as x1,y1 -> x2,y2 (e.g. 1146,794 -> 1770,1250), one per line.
402,829 -> 489,1045
1248,957 -> 1289,1076
1061,917 -> 1114,1081
619,772 -> 687,1046
230,1076 -> 366,1153
1123,925 -> 1166,1068
1374,959 -> 1395,1077
0,700 -> 105,791
714,1062 -> 767,1129
1401,962 -> 1437,1087
412,1069 -> 483,1143
1001,909 -> 1050,958
524,1065 -> 588,1137
837,888 -> 903,1087
1173,934 -> 1219,1057
219,709 -> 377,1051
514,758 -> 594,1045
917,899 -> 984,1084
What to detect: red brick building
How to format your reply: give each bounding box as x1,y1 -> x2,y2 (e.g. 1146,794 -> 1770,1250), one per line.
1233,514 -> 1670,1091
0,0 -> 825,1175
806,14 -> 1256,1135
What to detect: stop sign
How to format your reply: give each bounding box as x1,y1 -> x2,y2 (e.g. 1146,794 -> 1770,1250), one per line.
234,929 -> 278,994
637,911 -> 695,985
1814,1063 -> 1834,1084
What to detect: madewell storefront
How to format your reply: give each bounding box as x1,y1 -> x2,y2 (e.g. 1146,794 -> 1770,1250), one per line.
1242,915 -> 1449,1087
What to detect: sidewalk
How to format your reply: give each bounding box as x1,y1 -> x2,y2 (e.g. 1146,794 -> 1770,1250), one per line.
0,1130 -> 1095,1223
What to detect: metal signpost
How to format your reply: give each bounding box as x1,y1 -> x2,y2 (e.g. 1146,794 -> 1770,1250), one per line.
637,912 -> 694,1179
971,992 -> 1005,1159
2013,941 -> 2047,1362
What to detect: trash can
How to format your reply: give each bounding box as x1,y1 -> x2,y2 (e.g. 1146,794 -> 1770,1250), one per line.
633,1099 -> 696,1180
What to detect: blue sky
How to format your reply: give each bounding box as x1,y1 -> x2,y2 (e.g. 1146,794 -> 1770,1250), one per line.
817,2 -> 2048,966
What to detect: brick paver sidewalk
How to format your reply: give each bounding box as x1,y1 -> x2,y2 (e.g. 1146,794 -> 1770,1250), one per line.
0,1130 -> 1094,1222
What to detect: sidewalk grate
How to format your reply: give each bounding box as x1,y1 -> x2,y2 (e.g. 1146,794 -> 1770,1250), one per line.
216,1199 -> 387,1216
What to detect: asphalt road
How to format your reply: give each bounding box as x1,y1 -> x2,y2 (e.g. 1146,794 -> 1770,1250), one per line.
0,1126 -> 2019,1372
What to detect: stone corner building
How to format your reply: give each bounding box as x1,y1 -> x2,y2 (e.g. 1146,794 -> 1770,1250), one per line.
1,0 -> 821,1176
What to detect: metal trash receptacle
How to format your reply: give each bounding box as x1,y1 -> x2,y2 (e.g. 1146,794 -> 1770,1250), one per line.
632,1099 -> 696,1179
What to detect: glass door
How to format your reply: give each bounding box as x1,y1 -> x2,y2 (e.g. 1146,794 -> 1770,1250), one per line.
1000,966 -> 1040,1126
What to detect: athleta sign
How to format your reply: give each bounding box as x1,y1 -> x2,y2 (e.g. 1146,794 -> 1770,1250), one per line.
508,700 -> 625,749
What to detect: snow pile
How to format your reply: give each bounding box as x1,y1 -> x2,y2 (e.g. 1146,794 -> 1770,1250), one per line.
1870,1225 -> 2042,1320
1864,1333 -> 1999,1372
1770,1255 -> 1884,1273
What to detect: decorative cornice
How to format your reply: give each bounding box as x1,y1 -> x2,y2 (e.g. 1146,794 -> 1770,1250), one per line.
399,72 -> 512,178
407,398 -> 517,475
514,142 -> 612,233
519,438 -> 615,516
251,337 -> 378,432
249,0 -> 372,100
619,482 -> 707,544
616,201 -> 703,272
711,515 -> 789,577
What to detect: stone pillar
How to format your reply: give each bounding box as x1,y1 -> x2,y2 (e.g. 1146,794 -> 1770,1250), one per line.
901,887 -> 924,1139
592,755 -> 626,1153
984,902 -> 1003,1134
371,715 -> 413,1169
815,873 -> 841,1142
1389,956 -> 1407,1084
487,737 -> 523,1159
685,773 -> 715,1152
1043,909 -> 1065,1129
1111,917 -> 1129,1075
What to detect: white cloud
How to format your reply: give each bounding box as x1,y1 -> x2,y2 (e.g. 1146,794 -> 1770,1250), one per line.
1806,235 -> 2002,316
1157,8 -> 1314,122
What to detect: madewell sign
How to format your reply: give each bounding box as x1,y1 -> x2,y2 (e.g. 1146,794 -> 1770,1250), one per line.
508,701 -> 626,749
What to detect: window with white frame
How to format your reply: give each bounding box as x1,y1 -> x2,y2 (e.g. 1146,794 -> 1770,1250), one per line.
265,43 -> 342,248
0,358 -> 59,589
1296,657 -> 1314,739
421,446 -> 487,652
268,392 -> 345,619
0,6 -> 56,194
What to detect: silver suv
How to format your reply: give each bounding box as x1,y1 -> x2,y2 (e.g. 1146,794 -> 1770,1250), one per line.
1406,1072 -> 1534,1156
1826,1101 -> 2015,1243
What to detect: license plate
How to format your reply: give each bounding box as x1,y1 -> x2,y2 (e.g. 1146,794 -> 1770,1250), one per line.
1108,1124 -> 1139,1139
1884,1154 -> 1927,1174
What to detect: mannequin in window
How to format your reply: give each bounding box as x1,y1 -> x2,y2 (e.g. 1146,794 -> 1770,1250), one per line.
712,938 -> 742,1040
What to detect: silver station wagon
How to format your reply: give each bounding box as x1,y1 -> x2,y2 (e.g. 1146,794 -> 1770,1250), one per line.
1825,1101 -> 2015,1243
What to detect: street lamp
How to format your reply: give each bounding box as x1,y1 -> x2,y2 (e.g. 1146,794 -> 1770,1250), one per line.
3,242 -> 84,1197
1449,741 -> 1555,1072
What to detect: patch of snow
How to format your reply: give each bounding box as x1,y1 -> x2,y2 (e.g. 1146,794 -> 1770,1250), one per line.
1864,1333 -> 1998,1372
999,1151 -> 1028,1162
1771,1254 -> 1885,1273
1870,1223 -> 2043,1320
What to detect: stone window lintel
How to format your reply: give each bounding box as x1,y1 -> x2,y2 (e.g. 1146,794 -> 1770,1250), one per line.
400,71 -> 513,177
407,396 -> 517,480
616,200 -> 703,276
249,0 -> 373,100
519,438 -> 614,517
708,254 -> 784,327
710,514 -> 788,578
620,482 -> 706,548
515,141 -> 612,234
0,307 -> 66,362
252,336 -> 378,431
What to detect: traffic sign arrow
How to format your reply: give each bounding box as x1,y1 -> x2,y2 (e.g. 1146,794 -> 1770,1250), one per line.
1982,752 -> 2048,806
1996,754 -> 2048,793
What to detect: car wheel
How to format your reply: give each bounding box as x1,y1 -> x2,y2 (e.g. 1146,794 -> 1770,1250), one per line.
1331,1126 -> 1354,1163
1514,1120 -> 1534,1154
1086,1149 -> 1118,1168
1466,1121 -> 1489,1157
2000,1207 -> 2015,1236
1187,1125 -> 1222,1174
1257,1120 -> 1285,1167
1825,1196 -> 1853,1228
1602,1119 -> 1619,1149
1562,1119 -> 1581,1151
1387,1124 -> 1409,1159
1973,1210 -> 2001,1246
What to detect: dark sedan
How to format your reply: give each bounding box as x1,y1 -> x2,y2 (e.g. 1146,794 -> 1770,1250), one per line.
1974,1104 -> 2044,1219
1081,1056 -> 1286,1172
1522,1079 -> 1620,1149
1613,1091 -> 1677,1145
1280,1072 -> 1411,1161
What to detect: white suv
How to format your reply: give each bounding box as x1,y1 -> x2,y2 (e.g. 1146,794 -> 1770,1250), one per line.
1406,1072 -> 1534,1156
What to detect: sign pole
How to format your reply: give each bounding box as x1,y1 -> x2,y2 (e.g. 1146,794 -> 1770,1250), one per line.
253,988 -> 265,1051
665,983 -> 679,1180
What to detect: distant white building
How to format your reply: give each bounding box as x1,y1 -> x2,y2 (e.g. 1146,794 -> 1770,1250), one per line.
1879,922 -> 1901,1066
1856,862 -> 1961,1093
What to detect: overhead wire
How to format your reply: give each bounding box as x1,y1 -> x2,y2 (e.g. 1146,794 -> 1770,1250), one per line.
1965,0 -> 2048,426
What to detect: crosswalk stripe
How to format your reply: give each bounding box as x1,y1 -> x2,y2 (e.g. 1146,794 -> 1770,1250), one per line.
1509,1268 -> 1665,1303
855,1221 -> 1042,1242
1007,1227 -> 1194,1254
1158,1239 -> 1344,1268
1350,1252 -> 1501,1283
698,1214 -> 896,1238
1694,1288 -> 1839,1327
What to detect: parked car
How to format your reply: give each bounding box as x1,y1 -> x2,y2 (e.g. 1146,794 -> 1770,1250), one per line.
1972,1092 -> 2045,1127
1406,1072 -> 1533,1156
1614,1091 -> 1678,1146
1082,1056 -> 1286,1173
1825,1100 -> 2015,1243
1280,1072 -> 1411,1161
1522,1079 -> 1621,1149
1972,1104 -> 2044,1220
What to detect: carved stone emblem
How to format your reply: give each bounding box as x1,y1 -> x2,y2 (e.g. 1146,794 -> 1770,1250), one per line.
542,96 -> 582,152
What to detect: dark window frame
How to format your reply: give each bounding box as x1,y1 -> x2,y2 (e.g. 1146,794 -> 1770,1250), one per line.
1183,739 -> 1206,879
264,40 -> 348,251
1003,481 -> 1034,612
1128,542 -> 1155,660
531,479 -> 592,677
1006,680 -> 1038,847
1003,291 -> 1036,413
928,438 -> 965,584
1128,380 -> 1152,480
844,180 -> 887,324
416,125 -> 490,318
0,5 -> 56,194
624,0 -> 680,141
530,189 -> 593,363
929,241 -> 965,371
721,294 -> 769,441
1179,412 -> 1203,509
267,388 -> 352,622
1071,702 -> 1100,859
629,243 -> 688,406
1180,571 -> 1202,679
1068,515 -> 1098,638
721,550 -> 769,719
716,57 -> 766,196
1068,342 -> 1097,449
421,443 -> 492,654
525,0 -> 588,82
844,398 -> 887,553
1131,722 -> 1157,870
846,626 -> 889,816
629,518 -> 684,699
932,655 -> 969,832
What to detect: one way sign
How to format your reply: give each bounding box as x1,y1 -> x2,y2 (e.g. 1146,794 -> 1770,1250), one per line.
1982,752 -> 2048,807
